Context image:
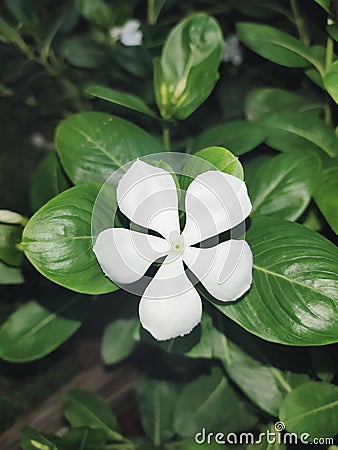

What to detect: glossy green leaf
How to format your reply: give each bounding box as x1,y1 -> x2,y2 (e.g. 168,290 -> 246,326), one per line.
207,216 -> 338,346
324,60 -> 338,104
63,389 -> 122,441
30,153 -> 70,212
190,121 -> 266,155
136,377 -> 177,445
56,112 -> 164,185
0,223 -> 23,266
279,382 -> 338,439
154,13 -> 223,120
0,260 -> 24,285
21,427 -> 57,450
0,296 -> 90,362
249,151 -> 321,220
237,22 -> 319,69
245,87 -> 322,122
259,111 -> 338,156
86,85 -> 158,118
313,0 -> 330,12
22,184 -> 117,294
174,367 -> 257,437
102,317 -> 140,364
314,156 -> 338,233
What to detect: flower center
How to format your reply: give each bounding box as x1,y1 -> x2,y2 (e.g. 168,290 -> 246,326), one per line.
171,240 -> 184,254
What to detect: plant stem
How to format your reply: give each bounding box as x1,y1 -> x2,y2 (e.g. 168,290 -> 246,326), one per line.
324,27 -> 334,125
147,0 -> 156,25
290,0 -> 309,46
163,126 -> 171,150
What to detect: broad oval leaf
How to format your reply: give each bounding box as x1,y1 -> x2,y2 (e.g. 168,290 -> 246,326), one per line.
279,381 -> 338,439
323,59 -> 338,104
136,377 -> 177,446
63,389 -> 123,441
314,156 -> 338,234
237,22 -> 319,69
208,216 -> 338,346
102,317 -> 140,364
249,150 -> 321,220
86,85 -> 158,118
0,260 -> 24,285
0,296 -> 90,362
21,427 -> 57,450
190,121 -> 266,155
154,13 -> 223,120
22,184 -> 117,294
56,112 -> 164,185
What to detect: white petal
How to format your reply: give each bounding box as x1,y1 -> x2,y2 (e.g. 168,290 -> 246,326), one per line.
117,160 -> 180,240
182,171 -> 252,246
139,254 -> 202,340
93,228 -> 169,284
183,240 -> 253,302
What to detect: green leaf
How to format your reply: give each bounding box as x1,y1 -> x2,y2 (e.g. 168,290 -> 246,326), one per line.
190,121 -> 266,155
0,15 -> 33,56
0,295 -> 90,362
207,216 -> 338,346
0,223 -> 23,266
314,156 -> 338,233
30,153 -> 71,212
154,13 -> 223,120
0,209 -> 26,225
58,36 -> 105,69
324,60 -> 338,104
259,111 -> 338,156
56,112 -> 164,185
56,427 -> 108,450
102,317 -> 140,365
0,260 -> 24,285
22,184 -> 117,295
237,22 -> 321,70
232,0 -> 290,19
75,0 -> 114,27
249,151 -> 321,220
21,427 -> 57,450
174,367 -> 257,437
279,381 -> 338,439
63,389 -> 122,441
86,85 -> 159,119
313,0 -> 330,12
181,147 -> 244,193
245,87 -> 322,122
136,377 -> 177,446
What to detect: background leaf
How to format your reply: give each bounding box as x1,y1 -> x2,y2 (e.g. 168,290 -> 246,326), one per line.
56,112 -> 164,185
0,295 -> 90,362
0,223 -> 23,266
279,381 -> 338,439
0,260 -> 24,285
207,216 -> 338,346
21,427 -> 57,450
22,184 -> 117,294
323,60 -> 338,104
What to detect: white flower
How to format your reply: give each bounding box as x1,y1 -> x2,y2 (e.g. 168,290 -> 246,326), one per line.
110,19 -> 142,46
221,35 -> 243,66
93,160 -> 253,341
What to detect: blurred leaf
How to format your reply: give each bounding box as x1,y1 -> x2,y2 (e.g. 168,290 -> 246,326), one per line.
174,366 -> 257,437
30,153 -> 71,212
0,260 -> 24,285
59,36 -> 105,69
190,121 -> 266,155
21,427 -> 57,450
308,347 -> 335,382
0,15 -> 32,55
237,22 -> 319,69
232,0 -> 290,19
207,216 -> 338,346
259,111 -> 338,156
0,223 -> 23,266
136,377 -> 177,445
245,87 -> 322,122
63,389 -> 123,441
102,317 -> 140,364
154,13 -> 223,119
279,382 -> 338,439
324,60 -> 338,104
249,151 -> 321,220
86,85 -> 159,118
75,0 -> 114,27
0,209 -> 26,225
314,156 -> 338,233
55,427 -> 108,450
56,112 -> 164,185
0,296 -> 90,362
22,184 -> 117,295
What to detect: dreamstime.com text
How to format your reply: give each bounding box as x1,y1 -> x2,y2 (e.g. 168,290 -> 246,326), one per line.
194,422 -> 334,446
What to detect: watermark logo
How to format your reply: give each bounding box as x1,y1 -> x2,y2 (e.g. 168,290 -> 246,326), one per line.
194,422 -> 334,446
